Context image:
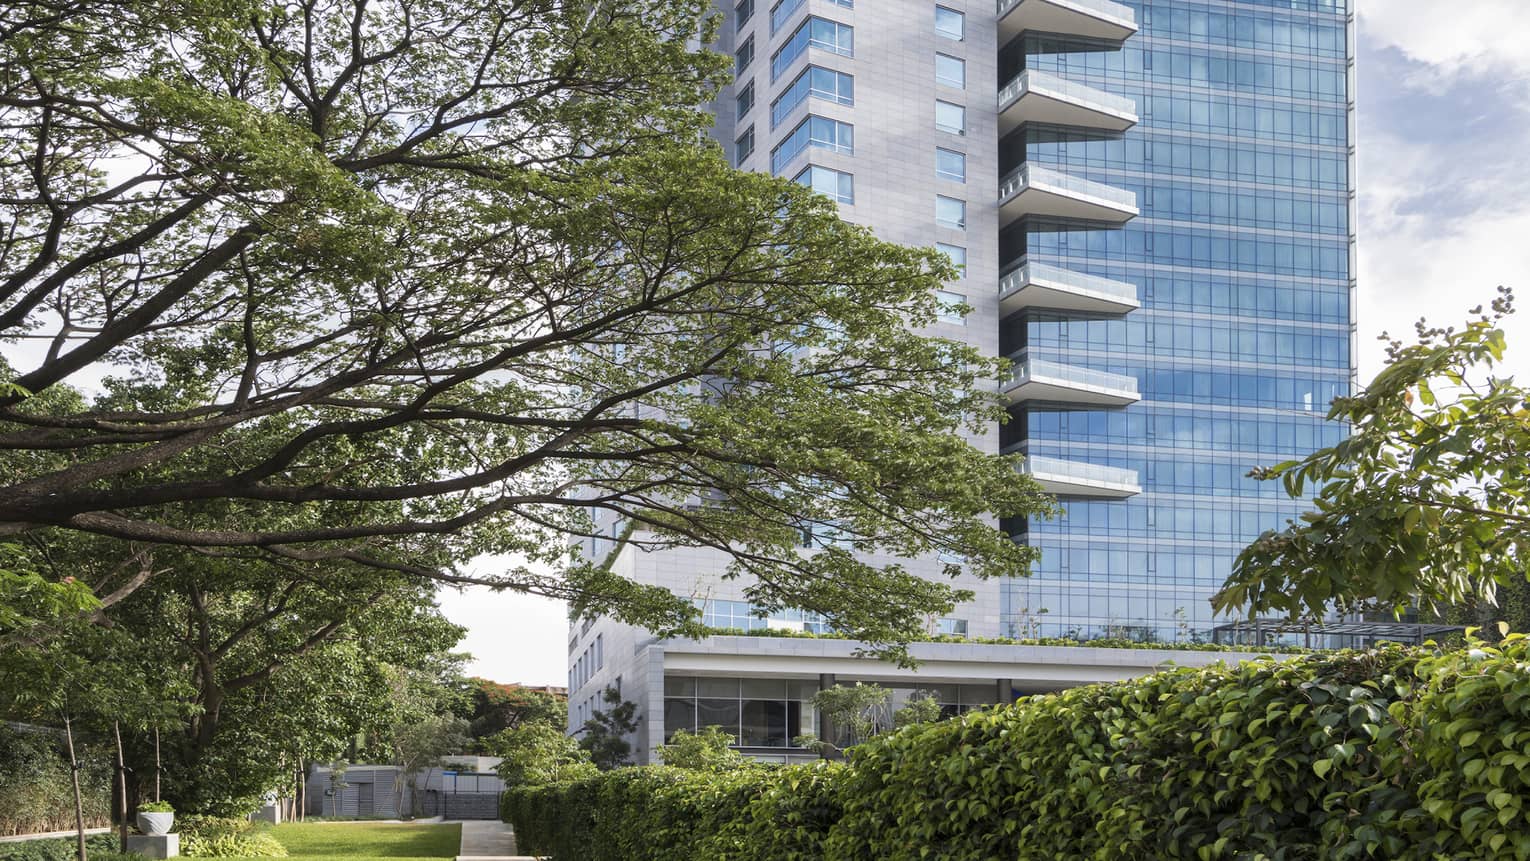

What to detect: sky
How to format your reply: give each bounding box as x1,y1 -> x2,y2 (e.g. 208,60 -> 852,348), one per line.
452,1 -> 1530,686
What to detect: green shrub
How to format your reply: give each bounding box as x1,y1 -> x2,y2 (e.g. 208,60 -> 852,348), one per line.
135,802 -> 173,814
0,725 -> 112,836
504,642 -> 1530,861
0,834 -> 115,861
177,816 -> 287,858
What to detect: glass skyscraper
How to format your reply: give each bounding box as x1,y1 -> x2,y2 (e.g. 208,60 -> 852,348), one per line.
565,0 -> 1357,761
998,0 -> 1354,641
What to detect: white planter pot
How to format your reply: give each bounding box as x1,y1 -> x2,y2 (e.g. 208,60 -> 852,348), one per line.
137,811 -> 175,835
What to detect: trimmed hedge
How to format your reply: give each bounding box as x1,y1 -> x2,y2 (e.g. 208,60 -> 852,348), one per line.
505,641 -> 1530,860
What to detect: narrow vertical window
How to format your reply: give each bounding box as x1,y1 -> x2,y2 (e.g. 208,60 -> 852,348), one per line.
935,6 -> 964,40
735,125 -> 755,165
735,0 -> 754,29
935,195 -> 966,229
935,147 -> 966,182
935,100 -> 966,135
935,53 -> 965,89
936,242 -> 967,276
736,35 -> 755,73
737,80 -> 755,118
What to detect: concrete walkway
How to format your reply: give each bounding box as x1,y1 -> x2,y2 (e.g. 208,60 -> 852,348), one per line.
454,819 -> 535,861
0,828 -> 111,843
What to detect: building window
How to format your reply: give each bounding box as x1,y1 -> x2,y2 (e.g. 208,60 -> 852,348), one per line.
935,147 -> 965,182
771,115 -> 852,174
935,195 -> 966,229
935,290 -> 966,324
735,125 -> 755,165
935,53 -> 965,89
663,676 -> 819,747
771,17 -> 853,81
736,80 -> 755,119
936,242 -> 966,277
794,164 -> 854,204
935,6 -> 964,40
736,0 -> 754,29
935,100 -> 965,135
936,618 -> 969,637
736,35 -> 754,73
771,66 -> 853,128
595,634 -> 604,669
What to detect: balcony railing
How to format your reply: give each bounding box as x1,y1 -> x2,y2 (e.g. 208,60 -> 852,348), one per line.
1006,358 -> 1138,396
1020,456 -> 1141,498
998,69 -> 1138,134
998,163 -> 1138,226
999,262 -> 1138,315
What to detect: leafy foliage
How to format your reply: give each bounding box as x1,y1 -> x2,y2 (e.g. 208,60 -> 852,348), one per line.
0,836 -> 116,861
656,728 -> 747,772
1217,290 -> 1530,621
458,679 -> 564,745
486,724 -> 596,787
0,725 -> 111,836
178,816 -> 287,858
579,687 -> 639,770
505,641 -> 1530,860
0,0 -> 1053,656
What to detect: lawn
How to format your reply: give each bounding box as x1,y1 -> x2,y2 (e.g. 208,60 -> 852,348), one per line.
256,821 -> 461,861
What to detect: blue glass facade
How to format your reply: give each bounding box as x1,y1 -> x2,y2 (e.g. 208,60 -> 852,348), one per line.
998,0 -> 1355,640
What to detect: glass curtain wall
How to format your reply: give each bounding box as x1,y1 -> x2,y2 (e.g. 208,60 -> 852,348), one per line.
999,0 -> 1353,641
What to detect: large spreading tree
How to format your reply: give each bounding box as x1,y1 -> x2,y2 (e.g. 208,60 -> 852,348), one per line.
0,0 -> 1052,648
1215,288 -> 1530,626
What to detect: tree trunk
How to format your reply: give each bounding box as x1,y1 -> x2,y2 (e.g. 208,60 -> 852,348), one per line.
113,721 -> 128,854
63,715 -> 87,861
153,727 -> 161,802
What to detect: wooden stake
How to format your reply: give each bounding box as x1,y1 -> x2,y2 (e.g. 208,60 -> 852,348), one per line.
63,714 -> 87,861
113,721 -> 128,854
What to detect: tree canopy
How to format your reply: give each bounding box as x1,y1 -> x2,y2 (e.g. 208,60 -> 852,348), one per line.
1215,288 -> 1530,622
0,0 -> 1052,649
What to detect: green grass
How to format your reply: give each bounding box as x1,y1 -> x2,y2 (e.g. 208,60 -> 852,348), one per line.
249,821 -> 461,861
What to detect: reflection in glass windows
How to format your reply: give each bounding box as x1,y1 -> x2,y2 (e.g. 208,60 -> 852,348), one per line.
794,165 -> 854,204
772,66 -> 854,128
771,115 -> 852,174
935,147 -> 965,182
771,17 -> 853,81
935,100 -> 965,135
934,5 -> 963,41
663,677 -> 817,747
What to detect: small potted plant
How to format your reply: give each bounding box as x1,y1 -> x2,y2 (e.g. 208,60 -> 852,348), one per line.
136,801 -> 175,835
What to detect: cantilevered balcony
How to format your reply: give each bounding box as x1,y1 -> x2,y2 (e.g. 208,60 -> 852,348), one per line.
998,70 -> 1137,136
1003,356 -> 1139,407
997,0 -> 1137,44
999,164 -> 1138,227
999,262 -> 1139,316
1020,456 -> 1141,499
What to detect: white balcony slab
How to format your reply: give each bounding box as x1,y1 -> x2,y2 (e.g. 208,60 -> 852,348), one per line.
1019,456 -> 1141,498
999,262 -> 1139,316
999,163 -> 1137,227
997,0 -> 1137,44
1004,358 -> 1139,407
998,70 -> 1137,135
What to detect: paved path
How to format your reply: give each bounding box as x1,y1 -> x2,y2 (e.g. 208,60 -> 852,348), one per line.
0,828 -> 111,843
453,819 -> 535,861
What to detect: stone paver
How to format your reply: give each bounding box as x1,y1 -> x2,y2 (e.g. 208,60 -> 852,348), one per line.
453,819 -> 535,861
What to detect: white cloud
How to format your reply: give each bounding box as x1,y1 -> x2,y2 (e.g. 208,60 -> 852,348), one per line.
1358,0 -> 1530,83
1355,1 -> 1530,380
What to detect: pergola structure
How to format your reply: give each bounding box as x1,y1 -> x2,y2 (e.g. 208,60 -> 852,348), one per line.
1211,619 -> 1465,650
